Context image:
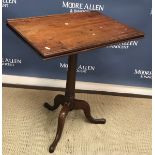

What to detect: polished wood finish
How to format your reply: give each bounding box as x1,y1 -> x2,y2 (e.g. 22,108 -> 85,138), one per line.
44,55 -> 106,153
65,55 -> 77,102
44,94 -> 65,111
7,11 -> 144,58
49,103 -> 69,153
7,12 -> 144,153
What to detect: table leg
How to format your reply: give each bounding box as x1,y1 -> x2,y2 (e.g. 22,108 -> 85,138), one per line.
49,103 -> 69,153
44,54 -> 106,153
73,99 -> 106,124
44,94 -> 65,111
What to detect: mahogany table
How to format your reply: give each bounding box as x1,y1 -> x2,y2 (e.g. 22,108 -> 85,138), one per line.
7,11 -> 144,153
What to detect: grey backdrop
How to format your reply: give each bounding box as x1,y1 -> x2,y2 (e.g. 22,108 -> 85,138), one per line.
2,0 -> 152,87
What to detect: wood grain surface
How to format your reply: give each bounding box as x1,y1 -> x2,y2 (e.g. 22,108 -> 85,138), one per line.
7,11 -> 144,58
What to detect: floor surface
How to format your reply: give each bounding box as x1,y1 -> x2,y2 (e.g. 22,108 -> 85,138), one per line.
2,87 -> 152,155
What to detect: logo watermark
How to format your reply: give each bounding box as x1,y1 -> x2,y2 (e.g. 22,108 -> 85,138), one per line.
2,57 -> 22,67
60,62 -> 95,73
107,40 -> 139,49
2,0 -> 17,8
134,69 -> 152,79
62,1 -> 104,13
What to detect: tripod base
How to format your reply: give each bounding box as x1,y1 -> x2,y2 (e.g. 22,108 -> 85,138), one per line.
44,94 -> 106,153
44,54 -> 106,153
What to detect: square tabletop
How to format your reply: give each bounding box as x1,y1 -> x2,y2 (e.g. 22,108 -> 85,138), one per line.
7,11 -> 144,58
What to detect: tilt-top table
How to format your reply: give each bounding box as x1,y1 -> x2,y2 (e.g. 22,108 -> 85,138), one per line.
7,11 -> 144,153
